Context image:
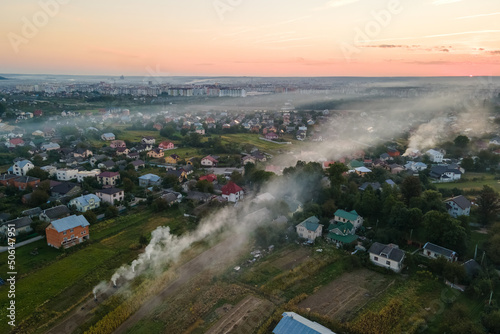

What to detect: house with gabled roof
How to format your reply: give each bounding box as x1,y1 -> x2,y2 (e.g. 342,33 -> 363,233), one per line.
39,205 -> 71,222
368,242 -> 405,272
0,217 -> 33,237
51,182 -> 81,198
422,242 -> 457,262
159,141 -> 175,150
96,187 -> 124,204
13,176 -> 40,190
101,133 -> 115,141
139,173 -> 162,187
165,154 -> 180,164
273,312 -> 335,334
8,159 -> 34,176
426,149 -> 444,163
333,209 -> 363,229
141,136 -> 156,145
445,195 -> 471,217
201,155 -> 218,167
327,221 -> 357,247
296,216 -> 323,242
430,165 -> 462,182
68,194 -> 101,212
46,215 -> 90,249
147,148 -> 164,159
221,181 -> 243,202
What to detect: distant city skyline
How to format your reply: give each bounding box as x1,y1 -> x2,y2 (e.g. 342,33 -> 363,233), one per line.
1,0 -> 499,76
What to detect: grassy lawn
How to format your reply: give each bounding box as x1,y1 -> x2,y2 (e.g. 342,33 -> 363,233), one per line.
219,133 -> 290,152
0,208 -> 185,334
435,173 -> 500,193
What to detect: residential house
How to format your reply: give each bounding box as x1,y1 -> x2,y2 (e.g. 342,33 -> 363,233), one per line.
0,217 -> 33,237
147,148 -> 164,159
51,182 -> 81,198
0,174 -> 18,186
96,187 -> 124,204
165,154 -> 180,164
195,125 -> 205,135
429,165 -> 462,182
159,141 -> 175,150
138,173 -> 162,187
489,137 -> 500,146
265,132 -> 279,140
73,148 -> 93,158
56,168 -> 78,181
426,149 -> 444,163
404,161 -> 428,173
166,169 -> 187,183
127,152 -> 141,160
39,205 -> 71,222
41,142 -> 60,151
40,165 -> 57,177
179,165 -> 194,176
7,138 -> 25,147
68,194 -> 101,212
273,312 -> 335,334
242,155 -> 256,165
387,148 -> 400,157
8,160 -> 34,176
368,242 -> 405,272
333,209 -> 364,229
296,216 -> 323,242
13,176 -> 40,190
354,167 -> 372,176
101,133 -> 115,141
46,215 -> 90,249
76,169 -> 101,183
422,242 -> 457,262
358,182 -> 381,192
116,147 -> 130,156
130,160 -> 145,170
32,130 -> 44,137
97,171 -> 120,186
221,181 -> 244,202
387,164 -> 404,174
98,160 -> 115,170
327,221 -> 357,247
141,136 -> 156,145
201,155 -> 218,167
199,174 -> 217,183
445,195 -> 471,217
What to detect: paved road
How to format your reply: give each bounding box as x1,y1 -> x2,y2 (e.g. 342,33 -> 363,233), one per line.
0,236 -> 44,253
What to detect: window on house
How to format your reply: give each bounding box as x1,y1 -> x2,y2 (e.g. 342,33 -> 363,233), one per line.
386,261 -> 390,265
63,231 -> 67,235
70,228 -> 74,232
71,234 -> 74,238
374,256 -> 378,261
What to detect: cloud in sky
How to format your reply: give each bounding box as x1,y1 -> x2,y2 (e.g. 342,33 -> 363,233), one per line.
456,12 -> 500,19
312,0 -> 360,11
432,0 -> 463,5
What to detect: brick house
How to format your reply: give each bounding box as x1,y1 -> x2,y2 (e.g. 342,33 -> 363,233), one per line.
13,176 -> 40,191
46,215 -> 90,249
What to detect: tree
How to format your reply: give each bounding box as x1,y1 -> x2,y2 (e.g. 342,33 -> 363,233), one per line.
461,157 -> 475,171
477,185 -> 500,225
28,189 -> 49,207
327,162 -> 348,187
162,174 -> 179,188
196,179 -> 214,193
83,210 -> 98,225
454,135 -> 470,148
122,177 -> 134,192
26,167 -> 49,181
105,206 -> 119,218
0,103 -> 6,115
401,176 -> 422,205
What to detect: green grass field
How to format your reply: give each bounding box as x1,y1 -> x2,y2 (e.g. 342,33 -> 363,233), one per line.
0,209 -> 185,334
435,173 -> 500,193
220,133 -> 291,152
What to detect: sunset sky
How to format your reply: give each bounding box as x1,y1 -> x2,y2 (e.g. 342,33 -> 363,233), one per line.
1,0 -> 499,76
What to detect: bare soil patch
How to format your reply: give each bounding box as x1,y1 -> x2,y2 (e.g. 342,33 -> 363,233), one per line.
271,247 -> 311,271
298,269 -> 391,322
205,296 -> 275,334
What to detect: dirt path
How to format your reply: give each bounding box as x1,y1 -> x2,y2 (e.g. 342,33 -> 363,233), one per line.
44,234 -> 247,334
114,234 -> 247,334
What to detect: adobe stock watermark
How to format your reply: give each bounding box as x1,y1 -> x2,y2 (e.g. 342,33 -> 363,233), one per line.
7,0 -> 71,54
340,0 -> 403,62
213,0 -> 243,21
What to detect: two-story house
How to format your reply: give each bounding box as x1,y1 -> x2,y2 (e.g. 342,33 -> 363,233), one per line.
46,215 -> 90,249
97,171 -> 120,186
56,168 -> 78,181
296,216 -> 323,242
96,187 -> 124,204
445,195 -> 471,217
8,160 -> 34,176
333,209 -> 364,229
68,194 -> 101,212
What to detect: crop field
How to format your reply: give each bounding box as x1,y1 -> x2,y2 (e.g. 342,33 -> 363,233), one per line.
297,269 -> 391,322
0,209 -> 184,334
220,133 -> 291,152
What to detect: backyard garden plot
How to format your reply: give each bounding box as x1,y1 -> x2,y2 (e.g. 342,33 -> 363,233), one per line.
205,296 -> 275,334
297,269 -> 392,322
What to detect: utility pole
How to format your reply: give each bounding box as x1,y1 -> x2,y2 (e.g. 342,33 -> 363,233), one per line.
474,244 -> 478,261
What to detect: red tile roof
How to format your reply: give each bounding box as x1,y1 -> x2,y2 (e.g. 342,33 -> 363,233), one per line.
222,181 -> 243,195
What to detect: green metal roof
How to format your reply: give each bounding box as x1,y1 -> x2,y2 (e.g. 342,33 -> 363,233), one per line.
334,209 -> 359,222
299,216 -> 320,232
327,233 -> 358,244
329,222 -> 354,235
348,160 -> 364,168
